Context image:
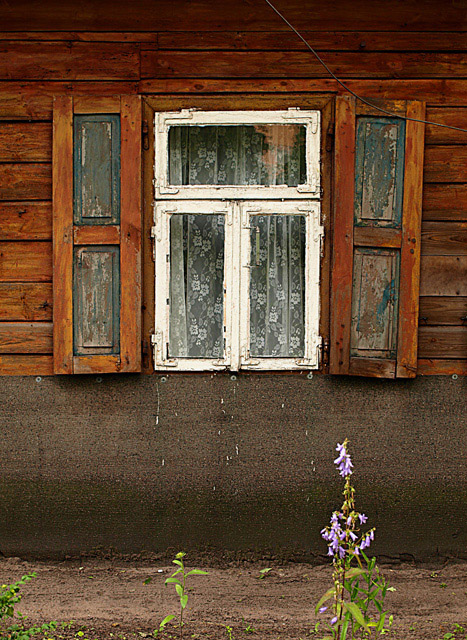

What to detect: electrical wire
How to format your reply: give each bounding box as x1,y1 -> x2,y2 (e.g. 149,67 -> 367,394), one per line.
263,0 -> 467,134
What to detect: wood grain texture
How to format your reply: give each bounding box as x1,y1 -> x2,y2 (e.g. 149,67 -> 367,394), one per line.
142,100 -> 155,374
353,227 -> 402,248
120,95 -> 142,372
0,354 -> 53,375
0,32 -> 158,43
420,256 -> 467,296
73,95 -> 121,114
73,226 -> 120,245
0,322 -> 53,354
418,326 -> 467,358
424,146 -> 467,182
0,123 -> 51,162
349,357 -> 396,378
397,101 -> 425,378
419,297 -> 467,326
330,95 -> 355,375
425,108 -> 467,145
0,203 -> 52,240
73,355 -> 120,374
0,283 -> 53,321
417,358 -> 467,375
421,222 -> 467,255
0,164 -> 51,201
0,242 -> 52,282
423,184 -> 467,221
52,95 -> 73,374
141,51 -> 467,79
0,42 -> 139,80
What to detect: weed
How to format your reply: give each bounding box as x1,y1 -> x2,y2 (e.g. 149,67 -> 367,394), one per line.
258,568 -> 272,580
225,625 -> 234,640
0,574 -> 57,640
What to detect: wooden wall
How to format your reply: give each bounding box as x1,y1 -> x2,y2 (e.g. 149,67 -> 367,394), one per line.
0,0 -> 465,375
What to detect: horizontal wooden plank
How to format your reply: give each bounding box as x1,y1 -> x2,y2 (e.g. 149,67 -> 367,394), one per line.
0,82 -> 138,120
0,242 -> 52,282
0,164 -> 51,201
73,355 -> 121,374
348,357 -> 396,378
73,95 -> 121,114
0,283 -> 52,321
0,123 -> 51,162
0,202 -> 52,240
156,31 -> 467,52
420,255 -> 467,296
353,227 -> 402,248
0,43 -> 139,80
424,146 -> 467,183
417,358 -> 467,375
0,322 -> 52,354
419,296 -> 467,326
423,184 -> 467,221
1,1 -> 464,32
73,225 -> 121,245
425,108 -> 467,145
421,221 -> 467,255
418,326 -> 467,358
0,32 -> 158,43
0,354 -> 53,375
141,51 -> 467,79
138,79 -> 467,105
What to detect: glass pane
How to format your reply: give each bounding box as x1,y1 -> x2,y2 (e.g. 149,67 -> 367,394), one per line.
169,124 -> 306,186
169,214 -> 225,358
249,215 -> 306,357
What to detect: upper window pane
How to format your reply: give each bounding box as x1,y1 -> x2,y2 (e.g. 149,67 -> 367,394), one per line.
168,124 -> 306,187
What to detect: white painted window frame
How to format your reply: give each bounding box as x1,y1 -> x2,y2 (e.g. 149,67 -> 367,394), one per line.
154,109 -> 321,200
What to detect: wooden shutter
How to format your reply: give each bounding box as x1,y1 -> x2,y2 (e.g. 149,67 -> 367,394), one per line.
53,95 -> 142,374
330,96 -> 425,378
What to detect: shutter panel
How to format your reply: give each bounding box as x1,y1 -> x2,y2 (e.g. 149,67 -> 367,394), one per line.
330,96 -> 425,378
53,96 -> 142,374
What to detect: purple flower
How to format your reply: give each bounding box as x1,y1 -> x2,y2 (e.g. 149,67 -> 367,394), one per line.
349,530 -> 358,542
330,616 -> 338,625
358,514 -> 368,524
319,606 -> 328,613
334,442 -> 354,477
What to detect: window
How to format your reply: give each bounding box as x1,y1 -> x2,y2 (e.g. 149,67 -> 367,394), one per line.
152,109 -> 323,371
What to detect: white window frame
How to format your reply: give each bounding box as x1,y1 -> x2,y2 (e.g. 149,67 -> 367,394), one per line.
152,108 -> 323,372
154,109 -> 320,200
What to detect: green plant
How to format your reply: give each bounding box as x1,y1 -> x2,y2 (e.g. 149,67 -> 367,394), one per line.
442,623 -> 466,639
0,573 -> 57,640
225,626 -> 234,640
258,568 -> 272,580
316,440 -> 395,639
163,552 -> 208,639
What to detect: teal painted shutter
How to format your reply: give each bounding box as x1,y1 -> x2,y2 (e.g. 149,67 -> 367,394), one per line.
330,97 -> 425,378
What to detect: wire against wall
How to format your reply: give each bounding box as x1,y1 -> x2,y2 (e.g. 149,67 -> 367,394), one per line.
263,0 -> 467,134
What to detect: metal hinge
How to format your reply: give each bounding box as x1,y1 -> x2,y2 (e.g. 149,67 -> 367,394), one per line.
321,337 -> 330,366
142,119 -> 149,151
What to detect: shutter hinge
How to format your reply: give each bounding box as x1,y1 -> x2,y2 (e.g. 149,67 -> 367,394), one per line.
142,119 -> 149,151
325,123 -> 334,153
321,337 -> 330,366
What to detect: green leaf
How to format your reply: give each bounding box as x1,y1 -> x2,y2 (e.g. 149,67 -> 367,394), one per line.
345,568 -> 365,580
143,578 -> 152,585
175,583 -> 184,598
185,570 -> 209,576
165,577 -> 181,586
343,602 -> 370,632
180,595 -> 188,610
159,615 -> 175,629
172,560 -> 183,568
315,587 -> 336,614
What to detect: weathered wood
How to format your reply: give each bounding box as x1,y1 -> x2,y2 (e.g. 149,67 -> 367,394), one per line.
423,184 -> 467,221
141,51 -> 467,79
120,95 -> 142,372
142,100 -> 155,374
0,164 -> 51,201
353,227 -> 402,248
73,354 -> 120,374
419,297 -> 467,326
425,108 -> 467,145
0,203 -> 52,240
0,283 -> 53,321
421,222 -> 467,255
330,95 -> 355,375
0,43 -> 139,80
0,123 -> 51,162
0,32 -> 158,43
0,82 -> 138,120
156,31 -> 467,52
417,358 -> 467,375
424,146 -> 467,183
349,357 -> 396,378
73,96 -> 121,114
420,256 -> 467,296
397,101 -> 425,378
0,354 -> 53,375
0,322 -> 53,354
52,95 -> 73,374
418,326 -> 467,358
0,242 -> 52,282
73,226 -> 120,245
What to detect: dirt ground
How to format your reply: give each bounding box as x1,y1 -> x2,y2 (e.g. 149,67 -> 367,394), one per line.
1,556 -> 467,640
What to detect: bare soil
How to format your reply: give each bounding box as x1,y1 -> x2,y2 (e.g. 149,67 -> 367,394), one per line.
1,556 -> 467,640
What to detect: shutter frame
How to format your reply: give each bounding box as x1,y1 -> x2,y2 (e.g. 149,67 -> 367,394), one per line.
330,96 -> 425,378
53,95 -> 142,374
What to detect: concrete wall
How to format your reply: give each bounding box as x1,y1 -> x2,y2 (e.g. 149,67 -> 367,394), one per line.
0,374 -> 465,561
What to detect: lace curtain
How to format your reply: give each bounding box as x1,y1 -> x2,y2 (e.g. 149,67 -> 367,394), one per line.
168,124 -> 306,187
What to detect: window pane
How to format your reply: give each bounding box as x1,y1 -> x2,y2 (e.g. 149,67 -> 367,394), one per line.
249,215 -> 306,357
169,125 -> 306,186
169,214 -> 225,358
